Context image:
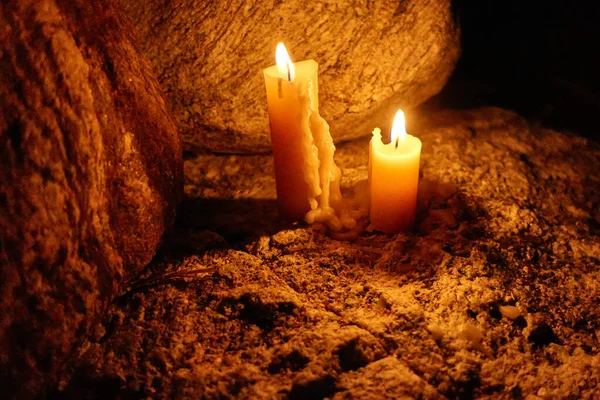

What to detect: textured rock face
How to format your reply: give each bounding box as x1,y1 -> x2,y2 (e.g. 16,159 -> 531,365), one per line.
0,0 -> 182,397
63,108 -> 600,398
119,0 -> 460,153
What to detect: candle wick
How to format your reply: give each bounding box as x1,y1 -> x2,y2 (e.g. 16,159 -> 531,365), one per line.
287,63 -> 291,81
394,136 -> 399,149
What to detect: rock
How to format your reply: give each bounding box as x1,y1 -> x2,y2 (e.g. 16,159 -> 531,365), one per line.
499,305 -> 521,320
0,0 -> 182,397
118,0 -> 461,153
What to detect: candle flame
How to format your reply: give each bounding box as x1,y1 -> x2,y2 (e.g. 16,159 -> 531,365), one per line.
275,42 -> 295,82
390,109 -> 406,148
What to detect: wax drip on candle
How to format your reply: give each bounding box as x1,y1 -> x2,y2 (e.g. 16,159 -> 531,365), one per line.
298,81 -> 322,210
295,78 -> 347,230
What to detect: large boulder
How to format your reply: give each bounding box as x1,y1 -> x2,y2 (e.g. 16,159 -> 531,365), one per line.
119,0 -> 461,153
0,0 -> 182,397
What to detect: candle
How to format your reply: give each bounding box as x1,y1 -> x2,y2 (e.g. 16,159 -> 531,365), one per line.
369,110 -> 422,234
263,43 -> 343,226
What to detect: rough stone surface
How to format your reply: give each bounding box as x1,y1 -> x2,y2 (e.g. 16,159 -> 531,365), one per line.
119,0 -> 461,153
64,108 -> 599,398
0,0 -> 182,397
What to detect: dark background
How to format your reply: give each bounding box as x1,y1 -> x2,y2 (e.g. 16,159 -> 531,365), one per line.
435,0 -> 600,141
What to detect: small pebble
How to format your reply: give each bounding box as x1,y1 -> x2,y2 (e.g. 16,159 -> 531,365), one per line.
499,305 -> 521,320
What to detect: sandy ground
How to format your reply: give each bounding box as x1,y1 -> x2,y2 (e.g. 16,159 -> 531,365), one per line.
60,107 -> 600,399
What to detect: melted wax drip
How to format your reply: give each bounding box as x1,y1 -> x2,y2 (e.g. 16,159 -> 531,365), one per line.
297,82 -> 367,234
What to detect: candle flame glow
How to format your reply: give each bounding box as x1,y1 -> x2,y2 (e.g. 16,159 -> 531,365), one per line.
390,109 -> 407,148
275,42 -> 295,82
